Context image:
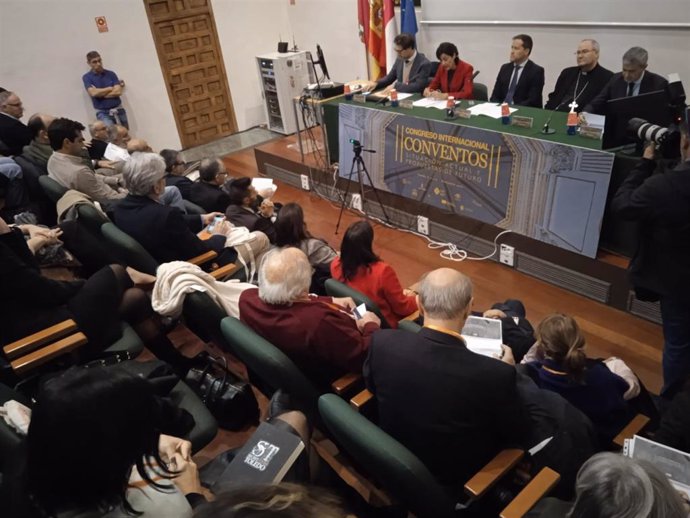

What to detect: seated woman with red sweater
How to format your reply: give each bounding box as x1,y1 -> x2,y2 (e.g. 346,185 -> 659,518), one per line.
423,42 -> 474,100
330,220 -> 417,328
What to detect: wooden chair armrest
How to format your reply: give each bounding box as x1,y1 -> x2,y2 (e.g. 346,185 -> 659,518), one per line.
613,414 -> 650,448
188,250 -> 218,266
210,262 -> 240,280
401,310 -> 420,321
464,448 -> 524,499
3,319 -> 78,360
331,373 -> 362,395
10,332 -> 88,375
499,467 -> 560,518
350,389 -> 374,412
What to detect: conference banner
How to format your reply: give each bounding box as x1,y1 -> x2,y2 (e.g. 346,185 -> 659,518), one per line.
338,103 -> 614,258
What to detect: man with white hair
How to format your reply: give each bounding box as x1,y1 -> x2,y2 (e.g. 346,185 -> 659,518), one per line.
582,46 -> 668,115
113,152 -> 259,267
364,268 -> 529,488
239,247 -> 381,387
545,39 -> 613,112
0,90 -> 31,156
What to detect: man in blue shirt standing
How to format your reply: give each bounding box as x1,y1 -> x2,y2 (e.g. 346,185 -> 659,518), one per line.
82,51 -> 129,129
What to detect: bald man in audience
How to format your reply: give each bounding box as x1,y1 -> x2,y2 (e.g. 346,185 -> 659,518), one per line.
0,90 -> 32,156
239,247 -> 381,388
364,268 -> 529,489
22,113 -> 55,170
127,138 -> 153,154
545,39 -> 613,112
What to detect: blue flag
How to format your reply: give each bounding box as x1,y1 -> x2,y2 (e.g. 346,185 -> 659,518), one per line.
400,0 -> 418,36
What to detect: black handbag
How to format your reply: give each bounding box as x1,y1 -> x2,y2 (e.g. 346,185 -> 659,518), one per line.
185,352 -> 260,430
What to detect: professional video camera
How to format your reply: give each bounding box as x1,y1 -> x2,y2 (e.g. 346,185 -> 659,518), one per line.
627,75 -> 687,158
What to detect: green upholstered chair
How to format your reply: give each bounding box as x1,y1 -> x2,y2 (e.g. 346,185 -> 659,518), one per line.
324,278 -> 391,328
166,378 -> 219,452
183,199 -> 205,215
473,83 -> 489,102
38,175 -> 68,204
220,316 -> 321,418
318,393 -> 458,518
104,321 -> 145,357
398,319 -> 422,334
75,203 -> 110,236
101,222 -> 159,275
319,394 -> 559,518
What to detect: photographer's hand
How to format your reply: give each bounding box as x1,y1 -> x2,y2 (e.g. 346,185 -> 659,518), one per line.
642,141 -> 657,160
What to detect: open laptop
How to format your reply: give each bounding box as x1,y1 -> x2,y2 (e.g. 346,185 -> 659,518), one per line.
461,316 -> 503,357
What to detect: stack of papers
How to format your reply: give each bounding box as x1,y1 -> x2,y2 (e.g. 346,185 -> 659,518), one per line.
252,177 -> 277,198
467,103 -> 518,119
412,98 -> 448,110
581,112 -> 605,130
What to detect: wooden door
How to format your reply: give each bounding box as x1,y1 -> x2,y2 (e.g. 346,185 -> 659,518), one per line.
144,0 -> 238,148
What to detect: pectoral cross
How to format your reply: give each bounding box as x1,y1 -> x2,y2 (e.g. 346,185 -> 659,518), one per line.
568,100 -> 579,112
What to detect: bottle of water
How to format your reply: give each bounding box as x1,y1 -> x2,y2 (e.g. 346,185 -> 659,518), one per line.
501,103 -> 511,125
446,96 -> 456,119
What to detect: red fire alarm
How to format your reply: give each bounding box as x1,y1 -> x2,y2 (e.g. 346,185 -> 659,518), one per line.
95,16 -> 109,33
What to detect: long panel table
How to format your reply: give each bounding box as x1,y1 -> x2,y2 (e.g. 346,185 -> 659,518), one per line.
322,97 -> 619,259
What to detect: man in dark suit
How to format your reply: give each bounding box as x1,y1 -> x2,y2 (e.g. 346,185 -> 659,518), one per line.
611,117 -> 690,396
225,176 -> 277,243
364,33 -> 431,95
0,91 -> 32,156
490,34 -> 545,108
364,268 -> 529,490
188,157 -> 231,213
545,39 -> 614,112
582,47 -> 668,115
113,151 -> 235,266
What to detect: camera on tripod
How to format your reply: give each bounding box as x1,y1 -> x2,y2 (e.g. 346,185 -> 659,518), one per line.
626,77 -> 687,158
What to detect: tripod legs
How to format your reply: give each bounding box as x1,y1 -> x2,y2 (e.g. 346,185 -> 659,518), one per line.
335,154 -> 391,234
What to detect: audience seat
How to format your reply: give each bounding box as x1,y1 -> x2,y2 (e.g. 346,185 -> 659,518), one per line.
2,319 -> 144,379
37,175 -> 67,205
319,393 -> 560,518
220,316 -> 322,418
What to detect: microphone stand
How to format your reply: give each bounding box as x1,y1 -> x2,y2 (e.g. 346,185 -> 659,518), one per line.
541,81 -> 589,135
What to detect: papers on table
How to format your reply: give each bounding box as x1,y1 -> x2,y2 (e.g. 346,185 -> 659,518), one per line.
412,97 -> 448,109
466,103 -> 518,119
581,112 -> 605,130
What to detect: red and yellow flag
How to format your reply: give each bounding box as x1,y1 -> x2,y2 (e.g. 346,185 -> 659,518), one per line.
358,0 -> 397,80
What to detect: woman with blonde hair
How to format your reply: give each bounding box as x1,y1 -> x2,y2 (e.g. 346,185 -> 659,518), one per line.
520,313 -> 638,442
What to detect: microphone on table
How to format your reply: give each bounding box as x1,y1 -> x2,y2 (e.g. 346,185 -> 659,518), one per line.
541,83 -> 589,135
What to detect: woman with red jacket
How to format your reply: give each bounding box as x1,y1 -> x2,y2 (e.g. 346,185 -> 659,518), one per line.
330,220 -> 417,328
423,42 -> 474,100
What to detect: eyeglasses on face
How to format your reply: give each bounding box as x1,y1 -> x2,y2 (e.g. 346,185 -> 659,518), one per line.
574,50 -> 593,55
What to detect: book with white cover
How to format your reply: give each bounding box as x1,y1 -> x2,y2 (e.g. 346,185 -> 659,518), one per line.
461,316 -> 503,357
623,434 -> 690,500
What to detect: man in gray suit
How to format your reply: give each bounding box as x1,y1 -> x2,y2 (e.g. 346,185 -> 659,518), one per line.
364,33 -> 431,94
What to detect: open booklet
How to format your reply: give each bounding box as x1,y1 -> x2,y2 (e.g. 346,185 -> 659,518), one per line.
623,434 -> 690,500
461,316 -> 503,357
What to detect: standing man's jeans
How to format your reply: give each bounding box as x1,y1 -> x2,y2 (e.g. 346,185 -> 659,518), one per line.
660,295 -> 690,396
96,107 -> 129,129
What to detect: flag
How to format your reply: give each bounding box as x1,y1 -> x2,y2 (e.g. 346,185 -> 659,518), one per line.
383,0 -> 397,76
359,0 -> 397,80
357,0 -> 369,44
400,0 -> 418,36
